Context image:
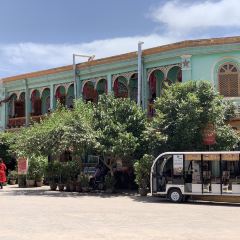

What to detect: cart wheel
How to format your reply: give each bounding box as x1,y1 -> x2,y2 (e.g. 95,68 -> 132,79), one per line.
168,188 -> 183,203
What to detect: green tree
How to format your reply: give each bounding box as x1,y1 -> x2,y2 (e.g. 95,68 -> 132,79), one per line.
12,100 -> 98,159
151,81 -> 239,152
93,94 -> 147,175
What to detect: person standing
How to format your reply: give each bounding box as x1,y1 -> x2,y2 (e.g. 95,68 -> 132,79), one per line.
0,158 -> 7,189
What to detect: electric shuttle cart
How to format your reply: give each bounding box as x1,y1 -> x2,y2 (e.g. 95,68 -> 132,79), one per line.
150,151 -> 240,202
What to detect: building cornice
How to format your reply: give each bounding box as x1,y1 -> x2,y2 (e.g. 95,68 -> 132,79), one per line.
2,36 -> 240,83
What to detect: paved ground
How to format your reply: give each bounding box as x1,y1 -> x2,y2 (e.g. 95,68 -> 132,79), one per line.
0,185 -> 240,240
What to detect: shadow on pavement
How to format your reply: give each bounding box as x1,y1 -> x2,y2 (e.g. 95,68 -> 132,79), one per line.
129,195 -> 240,207
0,185 -> 137,199
1,185 -> 240,207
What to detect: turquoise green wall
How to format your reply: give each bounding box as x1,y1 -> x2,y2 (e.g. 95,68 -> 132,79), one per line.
1,42 -> 240,130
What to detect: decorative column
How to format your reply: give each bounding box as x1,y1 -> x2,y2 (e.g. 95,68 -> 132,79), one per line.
25,79 -> 30,127
142,66 -> 148,110
50,84 -> 54,110
107,73 -> 112,94
0,86 -> 6,130
181,55 -> 192,82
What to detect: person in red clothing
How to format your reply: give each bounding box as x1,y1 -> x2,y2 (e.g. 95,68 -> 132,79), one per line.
0,158 -> 7,189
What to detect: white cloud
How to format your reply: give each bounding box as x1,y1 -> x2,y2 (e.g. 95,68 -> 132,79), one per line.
0,34 -> 179,78
0,0 -> 239,78
150,0 -> 240,33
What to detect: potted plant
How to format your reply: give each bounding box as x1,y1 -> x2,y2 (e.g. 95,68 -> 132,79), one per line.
75,180 -> 82,192
35,172 -> 43,187
26,160 -> 36,187
66,160 -> 81,192
26,172 -> 35,187
45,161 -> 59,191
26,155 -> 47,187
57,163 -> 66,191
80,174 -> 90,192
104,173 -> 115,193
134,154 -> 154,196
8,170 -> 18,185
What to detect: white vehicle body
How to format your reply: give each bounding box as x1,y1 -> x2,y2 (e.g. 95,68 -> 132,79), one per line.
150,151 -> 240,202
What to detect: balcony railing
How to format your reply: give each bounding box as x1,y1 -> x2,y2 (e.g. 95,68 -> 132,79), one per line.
7,115 -> 45,129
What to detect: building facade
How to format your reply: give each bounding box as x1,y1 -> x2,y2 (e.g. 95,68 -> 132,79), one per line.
1,36 -> 240,131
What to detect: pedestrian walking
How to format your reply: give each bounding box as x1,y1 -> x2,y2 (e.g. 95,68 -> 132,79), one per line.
0,158 -> 7,189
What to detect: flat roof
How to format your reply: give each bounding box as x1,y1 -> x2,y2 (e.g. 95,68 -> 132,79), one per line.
2,36 -> 240,83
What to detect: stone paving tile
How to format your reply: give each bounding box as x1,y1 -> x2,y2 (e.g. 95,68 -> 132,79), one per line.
0,185 -> 240,240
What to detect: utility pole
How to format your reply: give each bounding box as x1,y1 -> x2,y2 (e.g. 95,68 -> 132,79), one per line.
73,54 -> 95,100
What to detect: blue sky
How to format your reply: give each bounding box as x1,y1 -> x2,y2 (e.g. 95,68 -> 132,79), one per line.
0,0 -> 240,77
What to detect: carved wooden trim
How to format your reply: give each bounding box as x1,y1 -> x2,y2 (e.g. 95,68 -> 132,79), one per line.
112,71 -> 137,86
81,77 -> 106,91
147,63 -> 181,81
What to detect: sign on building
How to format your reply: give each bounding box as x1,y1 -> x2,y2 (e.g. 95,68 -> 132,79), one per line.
18,157 -> 28,175
203,123 -> 216,145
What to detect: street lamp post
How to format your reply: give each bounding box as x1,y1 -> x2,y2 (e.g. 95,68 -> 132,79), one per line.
73,54 -> 95,100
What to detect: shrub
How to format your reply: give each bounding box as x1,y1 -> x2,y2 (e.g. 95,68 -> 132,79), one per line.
105,173 -> 115,190
8,170 -> 18,181
27,156 -> 47,181
134,154 -> 154,189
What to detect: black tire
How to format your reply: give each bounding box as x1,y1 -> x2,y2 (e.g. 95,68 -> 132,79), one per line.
168,188 -> 183,203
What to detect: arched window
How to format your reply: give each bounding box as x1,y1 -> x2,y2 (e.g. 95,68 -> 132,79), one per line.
218,63 -> 239,97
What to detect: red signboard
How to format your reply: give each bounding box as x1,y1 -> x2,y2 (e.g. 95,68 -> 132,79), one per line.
18,158 -> 28,175
203,123 -> 216,145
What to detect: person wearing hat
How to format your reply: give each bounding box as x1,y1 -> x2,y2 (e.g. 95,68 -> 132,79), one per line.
0,158 -> 7,189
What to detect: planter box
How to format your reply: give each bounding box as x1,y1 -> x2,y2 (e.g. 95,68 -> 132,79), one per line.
18,175 -> 26,187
